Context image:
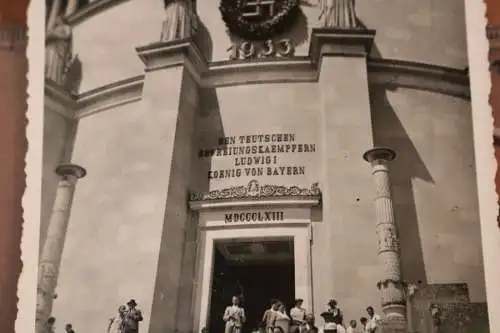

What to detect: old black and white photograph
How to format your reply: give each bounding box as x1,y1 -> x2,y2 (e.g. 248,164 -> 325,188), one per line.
38,0 -> 493,332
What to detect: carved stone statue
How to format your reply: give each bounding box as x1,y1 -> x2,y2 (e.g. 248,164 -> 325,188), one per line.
318,0 -> 358,29
160,0 -> 198,42
45,15 -> 72,85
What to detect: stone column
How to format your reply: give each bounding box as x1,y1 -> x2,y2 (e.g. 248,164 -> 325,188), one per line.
406,284 -> 418,333
46,0 -> 62,31
363,147 -> 407,333
65,0 -> 79,16
35,164 -> 86,333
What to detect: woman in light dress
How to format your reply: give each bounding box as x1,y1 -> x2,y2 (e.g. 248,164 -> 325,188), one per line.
107,305 -> 126,333
318,0 -> 357,29
290,298 -> 307,333
223,296 -> 246,333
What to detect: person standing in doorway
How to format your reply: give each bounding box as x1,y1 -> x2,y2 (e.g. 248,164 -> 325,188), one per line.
290,299 -> 307,333
123,299 -> 143,333
364,307 -> 381,333
262,299 -> 278,333
273,301 -> 291,333
223,295 -> 246,333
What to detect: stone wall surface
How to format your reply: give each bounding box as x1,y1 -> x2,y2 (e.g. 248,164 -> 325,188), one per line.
371,86 -> 485,302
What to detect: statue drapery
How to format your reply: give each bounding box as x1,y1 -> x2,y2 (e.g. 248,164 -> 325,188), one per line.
45,16 -> 72,86
318,0 -> 358,29
160,0 -> 198,41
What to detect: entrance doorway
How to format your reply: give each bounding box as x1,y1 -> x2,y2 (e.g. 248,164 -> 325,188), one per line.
208,238 -> 295,333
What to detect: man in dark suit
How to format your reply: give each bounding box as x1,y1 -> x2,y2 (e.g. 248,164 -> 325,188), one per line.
123,299 -> 143,333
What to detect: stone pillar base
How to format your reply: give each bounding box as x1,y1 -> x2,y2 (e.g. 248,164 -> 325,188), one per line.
380,317 -> 407,333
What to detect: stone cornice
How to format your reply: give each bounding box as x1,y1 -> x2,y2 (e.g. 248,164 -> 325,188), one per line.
66,0 -> 131,26
71,56 -> 470,118
45,79 -> 77,118
207,57 -> 315,87
189,180 -> 322,211
76,75 -> 144,118
368,58 -> 470,99
309,28 -> 376,64
136,39 -> 208,82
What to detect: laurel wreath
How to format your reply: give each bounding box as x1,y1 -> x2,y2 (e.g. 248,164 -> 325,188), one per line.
219,0 -> 300,41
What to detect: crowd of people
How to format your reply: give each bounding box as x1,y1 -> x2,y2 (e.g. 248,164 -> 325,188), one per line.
42,299 -> 144,333
41,317 -> 75,333
43,296 -> 381,333
221,296 -> 382,333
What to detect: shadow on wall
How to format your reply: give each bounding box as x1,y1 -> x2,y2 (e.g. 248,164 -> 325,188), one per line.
193,19 -> 227,194
368,40 -> 434,286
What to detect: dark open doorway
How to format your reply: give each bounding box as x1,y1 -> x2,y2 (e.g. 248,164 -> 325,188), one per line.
208,238 -> 295,333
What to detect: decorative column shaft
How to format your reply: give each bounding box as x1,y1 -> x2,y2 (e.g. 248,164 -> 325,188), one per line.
46,0 -> 62,31
363,147 -> 407,332
65,0 -> 79,16
35,164 -> 86,333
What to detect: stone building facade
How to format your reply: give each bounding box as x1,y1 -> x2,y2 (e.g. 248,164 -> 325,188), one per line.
40,0 -> 489,332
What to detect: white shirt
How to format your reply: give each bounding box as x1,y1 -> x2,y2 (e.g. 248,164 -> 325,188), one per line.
290,306 -> 306,323
366,314 -> 381,332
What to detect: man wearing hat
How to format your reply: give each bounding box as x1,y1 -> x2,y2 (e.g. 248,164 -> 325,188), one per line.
123,299 -> 143,333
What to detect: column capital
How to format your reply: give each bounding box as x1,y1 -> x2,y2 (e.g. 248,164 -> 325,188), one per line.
309,28 -> 376,64
135,39 -> 207,74
55,163 -> 86,179
363,147 -> 396,163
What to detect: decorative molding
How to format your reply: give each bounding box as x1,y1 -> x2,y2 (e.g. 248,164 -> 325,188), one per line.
207,57 -> 315,87
68,56 -> 470,118
66,0 -> 131,26
76,75 -> 144,118
64,34 -> 470,118
135,39 -> 208,82
309,28 -> 376,62
368,58 -> 470,99
190,180 -> 321,201
45,79 -> 77,119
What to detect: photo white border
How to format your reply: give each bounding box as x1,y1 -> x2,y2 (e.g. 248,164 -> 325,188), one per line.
17,1 -> 44,332
465,0 -> 500,331
17,0 -> 499,332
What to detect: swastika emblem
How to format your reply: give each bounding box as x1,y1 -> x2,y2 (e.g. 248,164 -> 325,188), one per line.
241,0 -> 276,19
